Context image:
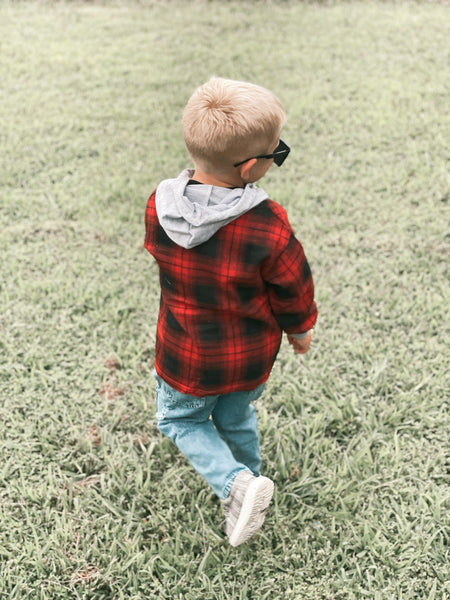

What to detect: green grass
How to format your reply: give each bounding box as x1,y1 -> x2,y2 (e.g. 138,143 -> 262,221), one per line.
1,1 -> 449,598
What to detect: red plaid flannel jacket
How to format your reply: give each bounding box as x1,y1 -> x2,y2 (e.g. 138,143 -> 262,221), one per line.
144,191 -> 317,396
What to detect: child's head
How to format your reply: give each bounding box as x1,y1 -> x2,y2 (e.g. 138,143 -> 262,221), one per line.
183,78 -> 286,176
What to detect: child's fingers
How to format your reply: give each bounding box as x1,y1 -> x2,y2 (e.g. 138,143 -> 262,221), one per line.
287,331 -> 312,354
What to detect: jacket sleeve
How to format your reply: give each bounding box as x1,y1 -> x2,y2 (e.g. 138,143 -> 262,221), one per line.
261,225 -> 317,335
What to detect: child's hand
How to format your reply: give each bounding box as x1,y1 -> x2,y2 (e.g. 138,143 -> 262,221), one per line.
287,331 -> 312,355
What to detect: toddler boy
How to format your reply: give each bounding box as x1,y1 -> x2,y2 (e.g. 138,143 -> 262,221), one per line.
144,78 -> 317,546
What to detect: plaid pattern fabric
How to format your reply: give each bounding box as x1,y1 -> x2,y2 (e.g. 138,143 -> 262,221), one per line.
144,191 -> 317,396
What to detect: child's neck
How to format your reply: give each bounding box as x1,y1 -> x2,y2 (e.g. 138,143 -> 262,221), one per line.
192,169 -> 245,189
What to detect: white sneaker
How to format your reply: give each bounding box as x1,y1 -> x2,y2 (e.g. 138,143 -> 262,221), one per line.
222,470 -> 274,547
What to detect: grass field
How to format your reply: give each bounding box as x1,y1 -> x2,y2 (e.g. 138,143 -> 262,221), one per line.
1,1 -> 449,598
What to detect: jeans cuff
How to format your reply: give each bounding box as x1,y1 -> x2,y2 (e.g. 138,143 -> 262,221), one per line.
222,467 -> 252,499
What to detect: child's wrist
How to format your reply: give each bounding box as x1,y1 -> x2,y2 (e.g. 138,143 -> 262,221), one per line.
288,331 -> 309,340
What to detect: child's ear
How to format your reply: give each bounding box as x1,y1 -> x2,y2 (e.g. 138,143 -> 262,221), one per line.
238,158 -> 258,181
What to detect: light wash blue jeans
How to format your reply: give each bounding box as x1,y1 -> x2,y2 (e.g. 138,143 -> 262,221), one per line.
154,371 -> 265,499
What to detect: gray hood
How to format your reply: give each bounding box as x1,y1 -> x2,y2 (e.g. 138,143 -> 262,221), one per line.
155,169 -> 269,249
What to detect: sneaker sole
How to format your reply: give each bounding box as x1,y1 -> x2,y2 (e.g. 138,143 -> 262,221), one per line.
229,476 -> 274,547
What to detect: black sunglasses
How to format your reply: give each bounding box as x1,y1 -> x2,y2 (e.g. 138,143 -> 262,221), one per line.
233,138 -> 290,168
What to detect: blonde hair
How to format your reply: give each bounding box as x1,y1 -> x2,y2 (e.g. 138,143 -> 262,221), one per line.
183,77 -> 286,171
